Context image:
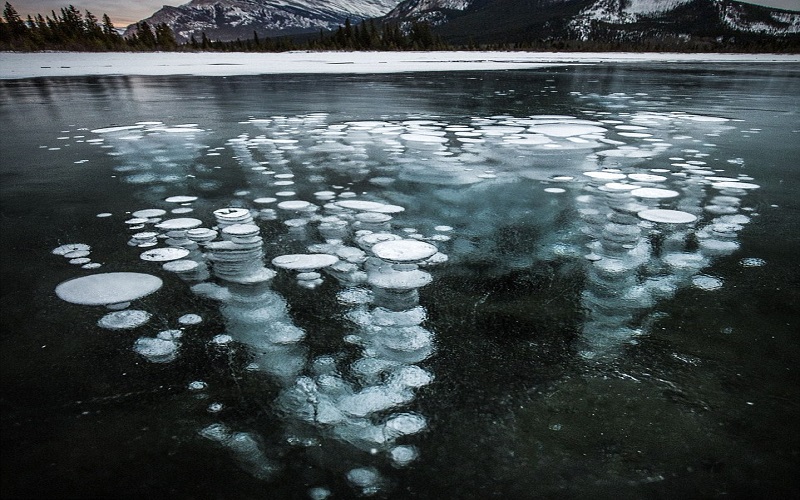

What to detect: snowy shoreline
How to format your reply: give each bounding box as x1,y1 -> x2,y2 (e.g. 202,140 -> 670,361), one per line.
1,51 -> 798,79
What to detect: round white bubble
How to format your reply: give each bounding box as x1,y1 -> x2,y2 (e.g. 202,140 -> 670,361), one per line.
638,209 -> 697,224
55,272 -> 162,306
178,313 -> 203,325
692,274 -> 724,291
97,309 -> 152,330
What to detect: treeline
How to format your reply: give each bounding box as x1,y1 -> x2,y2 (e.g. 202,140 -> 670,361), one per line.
0,2 -> 176,51
194,19 -> 446,52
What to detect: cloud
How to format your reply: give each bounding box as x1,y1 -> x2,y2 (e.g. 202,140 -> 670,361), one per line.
10,1 -> 184,27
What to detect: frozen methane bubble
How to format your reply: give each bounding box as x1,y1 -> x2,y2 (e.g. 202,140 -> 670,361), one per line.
55,272 -> 162,306
739,257 -> 766,267
389,365 -> 433,388
97,310 -> 152,330
132,208 -> 167,218
628,173 -> 667,182
271,253 -> 338,271
133,337 -> 178,363
603,182 -> 637,191
52,243 -> 91,256
692,274 -> 724,291
637,209 -> 697,224
630,187 -> 680,199
390,445 -> 419,467
155,218 -> 203,231
178,313 -> 203,325
346,467 -> 382,493
162,259 -> 199,272
253,197 -> 277,204
188,380 -> 208,391
337,287 -> 373,305
529,123 -> 606,137
583,171 -> 626,181
370,240 -> 438,263
368,269 -> 432,291
277,200 -> 313,211
334,199 -> 388,211
308,487 -> 331,500
221,223 -> 260,242
385,412 -> 427,436
186,228 -> 218,243
140,247 -> 191,262
356,232 -> 402,251
164,195 -> 198,203
213,207 -> 253,226
712,181 -> 760,190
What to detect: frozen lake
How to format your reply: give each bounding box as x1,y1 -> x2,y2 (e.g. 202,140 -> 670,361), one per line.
1,55 -> 799,498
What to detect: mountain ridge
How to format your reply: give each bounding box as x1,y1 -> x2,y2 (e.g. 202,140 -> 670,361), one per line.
125,0 -> 800,46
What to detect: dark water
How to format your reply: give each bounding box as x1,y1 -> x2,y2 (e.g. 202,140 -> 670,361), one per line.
1,63 -> 799,499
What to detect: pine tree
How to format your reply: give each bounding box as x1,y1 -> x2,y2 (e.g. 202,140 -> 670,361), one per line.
155,22 -> 176,50
135,21 -> 157,49
3,2 -> 27,39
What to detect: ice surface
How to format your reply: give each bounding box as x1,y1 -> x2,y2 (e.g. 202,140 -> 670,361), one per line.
3,52 -> 796,80
31,78 -> 779,494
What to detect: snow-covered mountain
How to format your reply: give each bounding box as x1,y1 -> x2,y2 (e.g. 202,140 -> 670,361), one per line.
382,0 -> 800,44
383,0 -> 474,27
568,0 -> 800,40
127,0 -> 800,44
125,0 -> 402,41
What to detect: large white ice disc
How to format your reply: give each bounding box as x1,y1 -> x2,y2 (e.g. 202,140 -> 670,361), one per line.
334,200 -> 387,211
221,224 -> 260,237
711,181 -> 760,190
628,173 -> 667,183
637,209 -> 697,224
55,272 -> 162,305
132,208 -> 167,218
271,253 -> 338,270
213,207 -> 251,220
368,269 -> 432,290
583,171 -> 626,181
140,247 -> 191,262
529,123 -> 606,137
630,187 -> 680,199
52,243 -> 91,256
155,218 -> 203,230
277,200 -> 313,211
164,195 -> 198,203
370,240 -> 438,263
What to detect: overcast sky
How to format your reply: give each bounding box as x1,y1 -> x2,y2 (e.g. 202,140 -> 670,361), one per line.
7,1 -> 800,29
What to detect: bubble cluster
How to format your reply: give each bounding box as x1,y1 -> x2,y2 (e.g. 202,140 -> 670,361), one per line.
47,104 -> 767,495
